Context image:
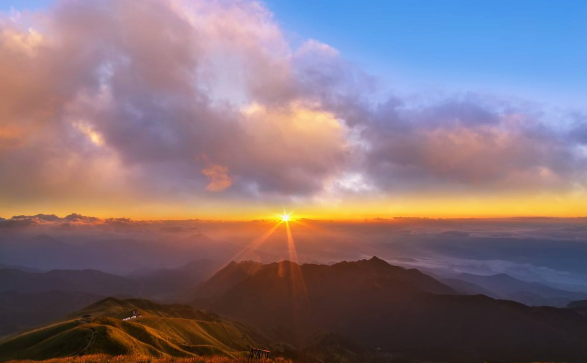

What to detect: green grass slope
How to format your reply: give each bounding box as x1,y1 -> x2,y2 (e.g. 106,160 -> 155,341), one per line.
0,298 -> 274,362
3,355 -> 292,363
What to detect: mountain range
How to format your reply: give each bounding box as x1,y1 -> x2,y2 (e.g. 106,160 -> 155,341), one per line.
191,257 -> 587,362
0,291 -> 104,336
0,233 -> 275,275
3,257 -> 587,362
0,259 -> 224,335
443,272 -> 587,307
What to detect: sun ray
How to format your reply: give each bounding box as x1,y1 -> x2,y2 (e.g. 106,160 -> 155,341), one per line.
291,218 -> 336,236
285,221 -> 311,318
227,221 -> 281,263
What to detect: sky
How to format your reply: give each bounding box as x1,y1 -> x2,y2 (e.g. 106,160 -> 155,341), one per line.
0,0 -> 586,220
5,0 -> 587,103
265,0 -> 587,106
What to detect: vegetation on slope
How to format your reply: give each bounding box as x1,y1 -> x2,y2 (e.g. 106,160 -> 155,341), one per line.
3,354 -> 292,363
0,298 -> 274,362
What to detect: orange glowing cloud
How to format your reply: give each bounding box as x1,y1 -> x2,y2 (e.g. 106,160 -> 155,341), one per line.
201,163 -> 232,192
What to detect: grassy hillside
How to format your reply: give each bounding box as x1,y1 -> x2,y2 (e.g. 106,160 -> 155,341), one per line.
3,355 -> 292,363
0,298 -> 275,362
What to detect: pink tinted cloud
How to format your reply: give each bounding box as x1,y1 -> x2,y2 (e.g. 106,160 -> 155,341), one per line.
201,163 -> 232,192
0,0 -> 586,214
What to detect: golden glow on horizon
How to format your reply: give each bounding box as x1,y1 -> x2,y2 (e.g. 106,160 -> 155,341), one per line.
281,214 -> 290,222
3,192 -> 587,221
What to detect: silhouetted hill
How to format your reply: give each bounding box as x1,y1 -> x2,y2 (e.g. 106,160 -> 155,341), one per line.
0,260 -> 227,314
191,261 -> 265,300
131,259 -> 224,301
0,235 -> 87,271
567,299 -> 587,316
0,232 -> 280,275
192,257 -> 587,362
0,297 -> 275,362
0,291 -> 104,336
568,299 -> 587,308
192,257 -> 454,335
294,332 -> 375,363
441,277 -> 500,297
0,268 -> 143,296
456,272 -> 587,307
334,256 -> 454,294
0,263 -> 43,273
377,293 -> 587,362
5,257 -> 587,362
0,264 -> 231,336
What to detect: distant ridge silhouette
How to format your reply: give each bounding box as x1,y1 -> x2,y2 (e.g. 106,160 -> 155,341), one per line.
192,257 -> 587,362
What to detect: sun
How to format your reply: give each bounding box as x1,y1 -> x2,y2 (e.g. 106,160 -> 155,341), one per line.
281,214 -> 290,222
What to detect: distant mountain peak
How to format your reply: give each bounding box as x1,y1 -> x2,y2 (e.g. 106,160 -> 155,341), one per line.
275,259 -> 299,267
460,272 -> 519,282
357,256 -> 393,269
368,256 -> 387,263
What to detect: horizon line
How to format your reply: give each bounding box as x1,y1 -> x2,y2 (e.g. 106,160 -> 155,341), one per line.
3,212 -> 587,223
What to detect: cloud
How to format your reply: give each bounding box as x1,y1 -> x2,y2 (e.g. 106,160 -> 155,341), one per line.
388,255 -> 583,286
357,97 -> 586,193
201,162 -> 232,192
0,0 -> 586,215
0,0 -> 352,209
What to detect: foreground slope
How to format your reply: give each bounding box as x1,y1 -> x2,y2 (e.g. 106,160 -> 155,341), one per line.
0,355 -> 291,363
192,257 -> 587,362
0,298 -> 273,362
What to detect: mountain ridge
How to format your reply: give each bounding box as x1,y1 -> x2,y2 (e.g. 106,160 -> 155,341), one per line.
455,272 -> 587,307
190,257 -> 587,362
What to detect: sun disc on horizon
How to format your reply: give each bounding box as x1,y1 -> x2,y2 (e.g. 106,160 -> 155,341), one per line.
281,214 -> 290,222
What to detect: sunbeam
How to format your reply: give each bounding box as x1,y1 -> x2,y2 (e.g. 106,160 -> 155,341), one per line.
227,221 -> 282,263
285,220 -> 311,321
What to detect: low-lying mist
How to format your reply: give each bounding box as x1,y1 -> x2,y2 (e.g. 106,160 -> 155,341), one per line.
1,214 -> 587,291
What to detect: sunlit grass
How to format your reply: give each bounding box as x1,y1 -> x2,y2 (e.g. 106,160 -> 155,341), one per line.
4,355 -> 562,363
5,354 -> 293,363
